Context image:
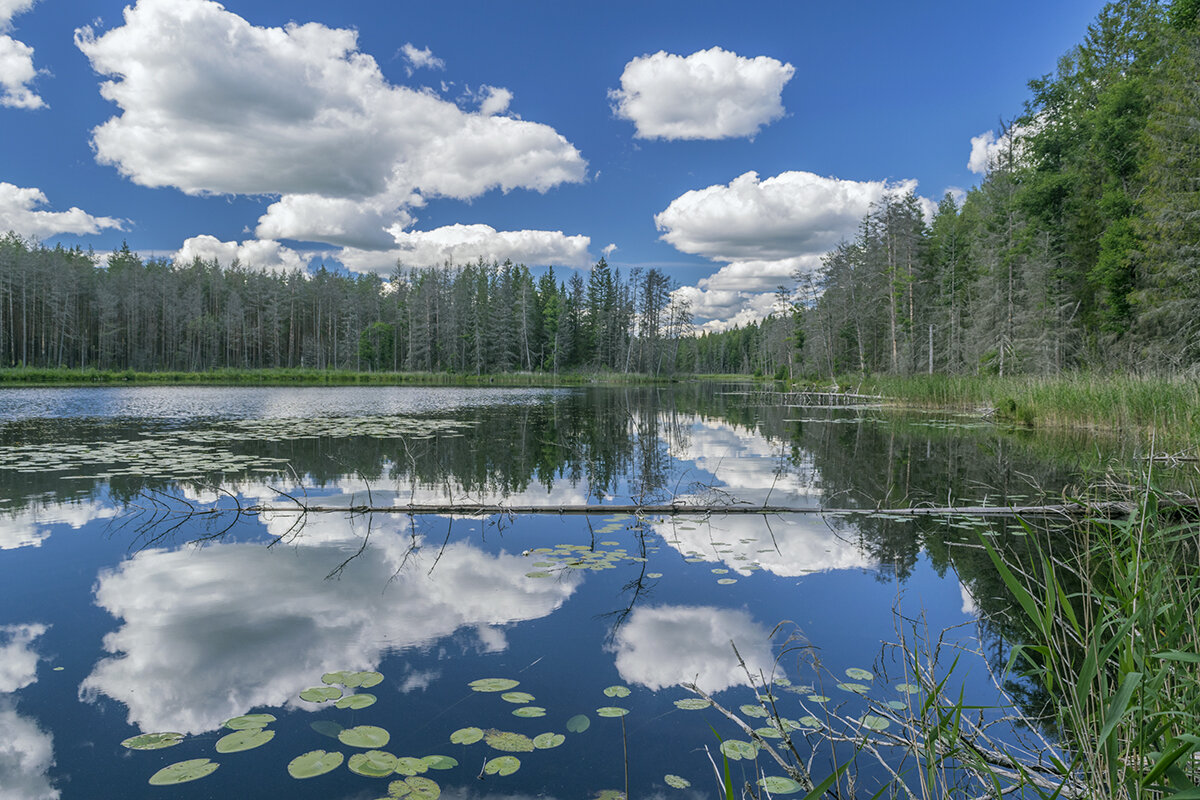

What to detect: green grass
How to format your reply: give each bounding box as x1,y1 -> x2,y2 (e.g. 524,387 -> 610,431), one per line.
0,366 -> 675,387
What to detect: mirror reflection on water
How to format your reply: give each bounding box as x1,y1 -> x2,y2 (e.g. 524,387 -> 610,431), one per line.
0,384 -> 1125,799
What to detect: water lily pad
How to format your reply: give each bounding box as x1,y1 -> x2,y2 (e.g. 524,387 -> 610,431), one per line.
224,713 -> 276,730
773,676 -> 792,687
665,774 -> 691,789
886,700 -> 907,710
525,571 -> 553,578
121,732 -> 183,750
148,758 -> 219,785
565,714 -> 591,733
755,726 -> 784,738
215,728 -> 275,753
500,691 -> 535,704
512,706 -> 546,718
339,725 -> 391,749
845,667 -> 874,681
356,671 -> 384,688
836,682 -> 871,694
807,695 -> 830,703
739,704 -> 768,718
647,572 -> 663,579
797,715 -> 823,728
469,678 -> 519,693
596,707 -> 629,717
402,776 -> 441,799
673,698 -> 711,710
449,727 -> 483,745
287,749 -> 344,779
717,578 -> 738,585
603,685 -> 631,698
895,682 -> 919,694
533,732 -> 565,749
719,739 -> 757,760
484,756 -> 521,776
310,721 -> 344,739
336,693 -> 377,710
861,714 -> 891,731
301,686 -> 343,703
394,756 -> 429,776
484,730 -> 535,752
323,670 -> 355,686
348,750 -> 398,777
758,776 -> 804,794
420,755 -> 458,770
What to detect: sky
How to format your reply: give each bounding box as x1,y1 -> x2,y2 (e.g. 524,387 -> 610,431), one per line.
1,0 -> 1110,331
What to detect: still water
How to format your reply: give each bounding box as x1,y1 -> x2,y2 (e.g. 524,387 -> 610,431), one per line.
0,384 -> 1105,799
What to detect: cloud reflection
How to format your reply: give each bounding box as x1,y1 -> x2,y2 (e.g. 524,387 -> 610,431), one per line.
0,500 -> 118,551
0,624 -> 58,800
81,515 -> 580,734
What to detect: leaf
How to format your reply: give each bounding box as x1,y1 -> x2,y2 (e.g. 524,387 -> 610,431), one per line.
338,725 -> 391,749
421,755 -> 458,770
287,749 -> 344,779
336,693 -> 377,710
533,732 -> 565,749
836,682 -> 870,694
450,727 -> 483,745
665,774 -> 691,788
148,758 -> 219,785
120,732 -> 184,750
512,706 -> 546,718
394,757 -> 428,776
484,756 -> 521,776
603,685 -> 631,698
674,698 -> 711,710
215,728 -> 275,753
224,713 -> 276,730
566,714 -> 591,733
310,721 -> 344,740
844,667 -> 874,681
739,704 -> 769,718
300,685 -> 343,703
404,776 -> 441,799
348,750 -> 398,777
860,715 -> 891,732
758,776 -> 804,794
469,678 -> 519,692
500,691 -> 536,704
484,729 -> 535,752
596,706 -> 629,717
719,739 -> 757,760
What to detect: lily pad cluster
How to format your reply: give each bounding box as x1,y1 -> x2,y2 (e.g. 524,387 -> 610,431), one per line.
120,712 -> 280,785
523,542 -> 646,577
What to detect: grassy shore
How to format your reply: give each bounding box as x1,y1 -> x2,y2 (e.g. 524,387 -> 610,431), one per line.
0,366 -> 674,387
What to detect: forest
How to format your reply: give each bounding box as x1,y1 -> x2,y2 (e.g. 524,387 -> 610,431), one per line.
2,0 -> 1198,379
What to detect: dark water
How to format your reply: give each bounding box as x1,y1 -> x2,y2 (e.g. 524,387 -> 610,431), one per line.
0,384 -> 1111,799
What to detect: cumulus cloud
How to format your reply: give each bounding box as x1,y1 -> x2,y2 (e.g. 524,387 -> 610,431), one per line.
0,704 -> 58,800
80,517 -> 580,734
968,122 -> 1037,175
0,499 -> 119,551
0,182 -> 124,240
255,193 -> 419,250
610,47 -> 793,140
0,624 -> 46,693
657,170 -> 930,330
610,605 -> 775,692
339,223 -> 591,273
175,234 -> 310,273
74,0 -> 585,208
400,42 -> 444,74
0,0 -> 43,109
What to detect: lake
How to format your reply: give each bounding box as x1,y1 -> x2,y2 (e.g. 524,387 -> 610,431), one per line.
0,384 -> 1116,799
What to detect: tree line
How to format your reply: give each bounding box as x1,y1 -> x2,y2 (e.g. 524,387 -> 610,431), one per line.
0,234 -> 694,375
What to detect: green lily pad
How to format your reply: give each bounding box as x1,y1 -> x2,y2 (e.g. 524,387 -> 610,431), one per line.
719,739 -> 757,760
603,685 -> 631,698
717,578 -> 738,585
797,715 -> 822,728
148,758 -> 219,785
665,774 -> 691,789
484,730 -> 535,752
739,704 -> 768,718
356,671 -> 384,688
310,721 -> 344,739
673,698 -> 711,710
887,700 -> 907,710
500,691 -> 536,704
339,725 -> 391,748
215,728 -> 275,753
301,685 -> 343,703
336,693 -> 377,710
596,707 -> 629,717
647,572 -> 663,578
469,678 -> 519,692
120,731 -> 183,750
845,667 -> 874,681
758,776 -> 804,794
323,670 -> 356,686
861,714 -> 891,731
755,726 -> 784,738
402,776 -> 441,799
773,676 -> 792,687
533,732 -> 565,749
394,756 -> 429,776
483,756 -> 521,776
449,727 -> 483,745
807,695 -> 830,703
287,749 -> 344,779
565,714 -> 591,733
836,682 -> 871,694
348,750 -> 398,777
896,682 -> 920,694
420,755 -> 458,770
512,706 -> 546,718
224,713 -> 276,730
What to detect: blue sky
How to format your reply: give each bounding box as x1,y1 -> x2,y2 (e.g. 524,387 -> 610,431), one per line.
2,0 -> 1108,329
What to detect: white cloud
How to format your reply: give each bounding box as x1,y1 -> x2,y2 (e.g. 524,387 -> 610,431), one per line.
80,518 -> 580,734
0,0 -> 42,110
610,605 -> 775,692
256,193 -> 418,250
967,123 -> 1037,175
0,183 -> 124,241
0,704 -> 58,800
401,42 -> 444,73
0,499 -> 119,551
175,234 -> 309,273
339,223 -> 590,273
477,85 -> 512,116
657,170 -> 932,330
74,0 -> 586,209
610,47 -> 793,140
0,624 -> 46,693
